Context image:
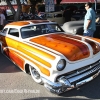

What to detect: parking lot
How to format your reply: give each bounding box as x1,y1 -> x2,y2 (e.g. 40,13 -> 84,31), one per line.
0,52 -> 100,100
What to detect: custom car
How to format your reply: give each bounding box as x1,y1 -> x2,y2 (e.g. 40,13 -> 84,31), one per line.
0,20 -> 100,94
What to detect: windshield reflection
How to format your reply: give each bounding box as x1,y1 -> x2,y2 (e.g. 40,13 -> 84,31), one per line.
21,24 -> 64,39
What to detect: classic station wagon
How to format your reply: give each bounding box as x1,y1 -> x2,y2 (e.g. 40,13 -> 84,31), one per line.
0,20 -> 100,94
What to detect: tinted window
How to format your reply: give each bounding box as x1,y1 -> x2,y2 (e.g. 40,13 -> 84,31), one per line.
21,23 -> 64,39
8,28 -> 19,37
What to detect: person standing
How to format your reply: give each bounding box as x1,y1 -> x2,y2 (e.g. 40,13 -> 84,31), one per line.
83,2 -> 96,37
0,9 -> 6,30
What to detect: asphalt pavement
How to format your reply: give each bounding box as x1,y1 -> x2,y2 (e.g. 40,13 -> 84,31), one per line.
0,52 -> 100,100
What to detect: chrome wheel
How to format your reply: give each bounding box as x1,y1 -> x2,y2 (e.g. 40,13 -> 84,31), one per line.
29,66 -> 43,84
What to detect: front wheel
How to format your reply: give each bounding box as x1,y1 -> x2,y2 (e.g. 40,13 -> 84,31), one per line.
29,66 -> 43,84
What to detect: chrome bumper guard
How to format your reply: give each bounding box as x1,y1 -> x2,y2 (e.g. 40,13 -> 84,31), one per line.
42,61 -> 100,94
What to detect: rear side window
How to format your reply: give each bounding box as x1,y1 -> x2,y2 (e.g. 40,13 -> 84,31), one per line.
2,28 -> 8,34
8,28 -> 19,37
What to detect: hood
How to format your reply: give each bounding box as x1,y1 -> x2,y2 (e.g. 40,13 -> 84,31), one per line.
29,33 -> 90,61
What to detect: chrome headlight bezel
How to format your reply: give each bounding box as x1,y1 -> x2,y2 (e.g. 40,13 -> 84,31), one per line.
56,59 -> 66,71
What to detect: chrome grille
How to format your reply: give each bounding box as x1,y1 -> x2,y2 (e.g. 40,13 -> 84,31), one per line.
57,60 -> 100,85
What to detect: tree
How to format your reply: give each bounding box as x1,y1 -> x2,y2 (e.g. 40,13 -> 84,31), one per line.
0,0 -> 22,21
28,0 -> 43,14
0,0 -> 43,21
6,0 -> 22,21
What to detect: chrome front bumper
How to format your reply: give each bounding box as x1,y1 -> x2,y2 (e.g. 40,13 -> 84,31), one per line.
42,61 -> 100,94
42,71 -> 100,94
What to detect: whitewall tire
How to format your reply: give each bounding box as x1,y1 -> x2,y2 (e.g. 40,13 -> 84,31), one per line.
29,65 -> 43,84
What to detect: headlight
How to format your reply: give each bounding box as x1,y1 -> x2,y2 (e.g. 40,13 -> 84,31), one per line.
57,59 -> 66,71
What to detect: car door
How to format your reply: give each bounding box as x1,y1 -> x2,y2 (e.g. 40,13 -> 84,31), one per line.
3,28 -> 19,50
3,28 -> 25,70
0,28 -> 8,52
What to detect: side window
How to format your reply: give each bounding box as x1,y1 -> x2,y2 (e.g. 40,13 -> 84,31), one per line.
21,25 -> 42,38
1,28 -> 8,34
8,28 -> 19,37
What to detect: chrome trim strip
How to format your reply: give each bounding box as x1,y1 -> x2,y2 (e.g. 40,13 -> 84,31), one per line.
66,60 -> 100,79
42,77 -> 62,89
67,63 -> 100,83
76,70 -> 100,87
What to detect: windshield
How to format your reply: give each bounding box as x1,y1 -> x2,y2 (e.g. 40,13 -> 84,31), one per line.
21,23 -> 64,39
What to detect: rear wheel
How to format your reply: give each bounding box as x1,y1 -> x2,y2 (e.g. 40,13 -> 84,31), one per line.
29,65 -> 43,84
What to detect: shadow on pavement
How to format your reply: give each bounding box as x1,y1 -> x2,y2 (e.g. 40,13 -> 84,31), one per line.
24,72 -> 100,99
0,53 -> 21,73
24,98 -> 90,100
